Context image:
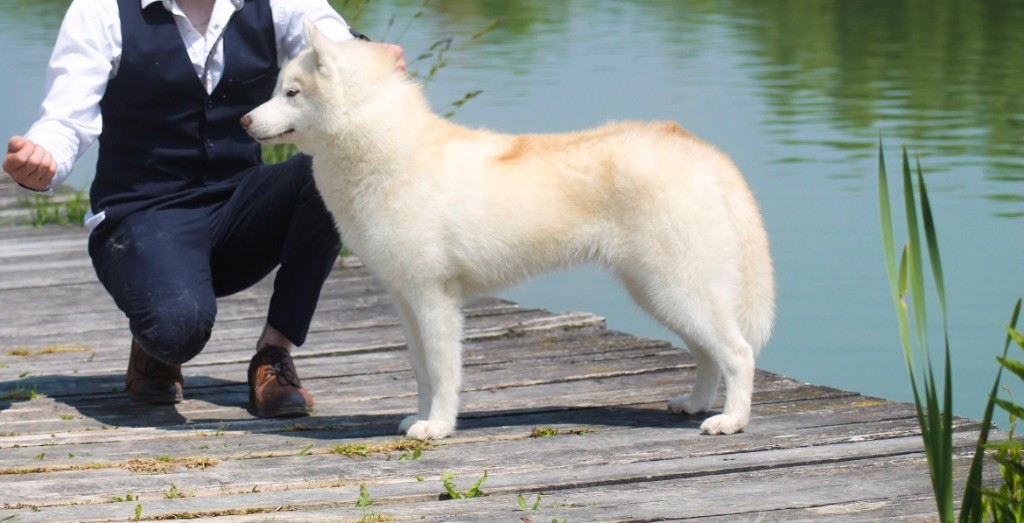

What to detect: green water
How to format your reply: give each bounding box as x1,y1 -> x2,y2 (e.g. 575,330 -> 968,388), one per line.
1,0 -> 1022,421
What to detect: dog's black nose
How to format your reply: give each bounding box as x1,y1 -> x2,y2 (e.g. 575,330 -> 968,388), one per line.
240,115 -> 252,130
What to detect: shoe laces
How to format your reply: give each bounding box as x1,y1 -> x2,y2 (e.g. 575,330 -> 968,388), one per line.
259,348 -> 301,388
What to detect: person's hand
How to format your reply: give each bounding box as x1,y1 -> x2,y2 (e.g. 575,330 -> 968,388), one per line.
3,136 -> 57,191
374,42 -> 406,72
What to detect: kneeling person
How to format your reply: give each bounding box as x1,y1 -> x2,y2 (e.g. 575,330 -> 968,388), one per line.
2,0 -> 403,417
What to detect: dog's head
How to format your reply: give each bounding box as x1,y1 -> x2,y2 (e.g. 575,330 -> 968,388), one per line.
242,23 -> 404,155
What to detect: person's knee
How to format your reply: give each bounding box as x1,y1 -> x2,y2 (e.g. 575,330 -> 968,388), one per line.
131,299 -> 216,365
289,154 -> 318,195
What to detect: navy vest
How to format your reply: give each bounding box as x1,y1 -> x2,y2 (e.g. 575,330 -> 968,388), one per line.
92,0 -> 278,227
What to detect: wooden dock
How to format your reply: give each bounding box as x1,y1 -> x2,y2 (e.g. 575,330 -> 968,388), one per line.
0,179 -> 987,522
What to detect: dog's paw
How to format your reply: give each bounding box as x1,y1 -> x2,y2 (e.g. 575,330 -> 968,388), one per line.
403,419 -> 455,441
667,393 -> 712,415
699,414 -> 745,435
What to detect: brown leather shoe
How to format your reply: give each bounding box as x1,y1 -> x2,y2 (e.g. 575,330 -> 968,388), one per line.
248,345 -> 313,418
125,339 -> 183,404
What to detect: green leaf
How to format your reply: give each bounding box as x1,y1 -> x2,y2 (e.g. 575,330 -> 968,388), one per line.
1009,326 -> 1024,351
994,399 -> 1024,421
996,356 -> 1024,384
916,156 -> 947,323
989,454 -> 1024,480
961,299 -> 1022,523
465,470 -> 488,498
356,484 -> 373,507
898,244 -> 909,305
441,471 -> 460,499
984,439 -> 1024,452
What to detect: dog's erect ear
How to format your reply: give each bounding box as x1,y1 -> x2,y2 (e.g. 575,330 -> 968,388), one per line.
303,21 -> 335,76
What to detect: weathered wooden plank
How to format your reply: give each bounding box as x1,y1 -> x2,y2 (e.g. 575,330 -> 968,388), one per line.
186,456 -> 967,523
0,269 -> 383,319
0,394 -> 887,460
0,293 -> 519,350
0,337 -> 681,420
0,232 -> 87,251
0,436 -> 978,522
0,386 -> 892,457
0,377 -> 842,457
183,496 -> 941,523
0,356 -> 738,434
0,395 -> 962,480
0,305 -> 605,360
0,327 -> 657,393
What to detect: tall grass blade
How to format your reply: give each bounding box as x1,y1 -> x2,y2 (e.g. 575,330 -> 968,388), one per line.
960,299 -> 1021,523
879,142 -> 957,522
915,155 -> 955,517
916,157 -> 947,321
878,141 -> 899,306
879,143 -> 925,423
900,148 -> 929,364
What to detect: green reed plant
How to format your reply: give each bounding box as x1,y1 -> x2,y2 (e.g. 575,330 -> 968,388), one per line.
980,318 -> 1024,521
878,143 -> 955,521
439,470 -> 487,500
878,142 -> 1022,522
26,191 -> 89,227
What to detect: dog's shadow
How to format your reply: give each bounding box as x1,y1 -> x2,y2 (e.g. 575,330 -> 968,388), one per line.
455,404 -> 705,433
1,373 -> 704,438
264,404 -> 706,441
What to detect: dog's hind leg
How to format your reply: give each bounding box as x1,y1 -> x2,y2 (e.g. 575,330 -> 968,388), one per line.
396,287 -> 464,440
393,297 -> 433,433
667,342 -> 720,415
618,265 -> 754,435
676,327 -> 754,435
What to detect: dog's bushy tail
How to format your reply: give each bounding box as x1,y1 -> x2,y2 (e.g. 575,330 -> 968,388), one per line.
736,208 -> 775,356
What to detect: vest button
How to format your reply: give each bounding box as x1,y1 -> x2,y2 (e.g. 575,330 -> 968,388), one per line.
206,100 -> 214,109
205,139 -> 215,149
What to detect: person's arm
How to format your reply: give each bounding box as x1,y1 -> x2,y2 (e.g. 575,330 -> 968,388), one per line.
4,0 -> 117,192
277,0 -> 352,62
276,0 -> 405,71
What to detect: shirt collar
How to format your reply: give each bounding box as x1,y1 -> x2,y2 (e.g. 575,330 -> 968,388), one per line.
141,0 -> 244,12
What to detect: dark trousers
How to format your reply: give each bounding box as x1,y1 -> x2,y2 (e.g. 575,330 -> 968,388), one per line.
88,154 -> 341,365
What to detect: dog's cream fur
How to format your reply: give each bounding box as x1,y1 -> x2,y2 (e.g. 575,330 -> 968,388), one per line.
244,26 -> 775,440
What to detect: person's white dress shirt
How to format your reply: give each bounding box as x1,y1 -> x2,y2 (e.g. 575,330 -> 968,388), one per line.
24,0 -> 352,194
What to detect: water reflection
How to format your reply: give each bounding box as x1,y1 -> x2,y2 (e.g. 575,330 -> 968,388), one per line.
727,0 -> 1024,195
339,0 -> 1024,217
7,0 -> 1023,208
1,0 -> 68,35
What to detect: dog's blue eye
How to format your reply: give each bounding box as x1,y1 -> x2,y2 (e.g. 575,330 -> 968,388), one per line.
286,89 -> 299,98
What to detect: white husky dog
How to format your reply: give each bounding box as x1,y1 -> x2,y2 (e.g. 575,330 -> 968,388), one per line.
243,26 -> 775,440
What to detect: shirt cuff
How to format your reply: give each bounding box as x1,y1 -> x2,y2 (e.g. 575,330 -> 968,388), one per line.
16,182 -> 55,195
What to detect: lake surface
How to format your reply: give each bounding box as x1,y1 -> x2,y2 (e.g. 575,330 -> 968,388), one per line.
1,0 -> 1022,422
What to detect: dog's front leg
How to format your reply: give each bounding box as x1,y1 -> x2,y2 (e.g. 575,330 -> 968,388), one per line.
397,288 -> 464,440
393,297 -> 433,433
